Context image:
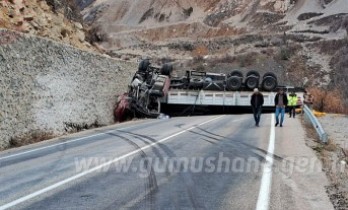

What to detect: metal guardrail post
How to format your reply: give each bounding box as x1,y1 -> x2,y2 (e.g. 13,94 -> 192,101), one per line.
303,105 -> 328,143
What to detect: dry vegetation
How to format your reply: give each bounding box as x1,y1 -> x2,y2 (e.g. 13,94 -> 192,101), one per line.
329,45 -> 348,104
309,88 -> 348,114
45,0 -> 83,22
192,45 -> 209,57
7,131 -> 56,149
305,39 -> 348,114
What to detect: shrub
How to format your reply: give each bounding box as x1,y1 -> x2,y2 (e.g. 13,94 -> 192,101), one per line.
9,131 -> 56,148
308,88 -> 348,114
192,45 -> 209,57
329,44 -> 348,108
45,0 -> 83,22
279,47 -> 290,60
139,8 -> 154,24
297,13 -> 323,21
183,7 -> 193,17
85,26 -> 107,43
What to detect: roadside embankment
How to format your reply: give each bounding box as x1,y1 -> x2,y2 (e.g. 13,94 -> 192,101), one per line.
304,114 -> 348,209
0,29 -> 136,149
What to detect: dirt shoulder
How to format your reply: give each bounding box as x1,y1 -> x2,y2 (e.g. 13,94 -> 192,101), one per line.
303,114 -> 348,210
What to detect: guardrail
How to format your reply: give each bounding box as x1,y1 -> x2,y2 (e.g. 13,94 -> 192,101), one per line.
303,105 -> 328,143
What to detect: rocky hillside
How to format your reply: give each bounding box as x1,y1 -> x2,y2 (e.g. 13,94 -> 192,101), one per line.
0,29 -> 135,149
1,0 -> 346,97
0,0 -> 346,150
80,0 -> 348,91
0,0 -> 93,51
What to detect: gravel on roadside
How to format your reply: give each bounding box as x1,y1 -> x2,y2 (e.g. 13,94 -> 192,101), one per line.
304,114 -> 348,210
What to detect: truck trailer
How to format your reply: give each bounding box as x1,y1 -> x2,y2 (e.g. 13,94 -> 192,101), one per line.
114,60 -> 303,121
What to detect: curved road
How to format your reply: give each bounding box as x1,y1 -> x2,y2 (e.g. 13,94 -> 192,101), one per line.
0,114 -> 333,210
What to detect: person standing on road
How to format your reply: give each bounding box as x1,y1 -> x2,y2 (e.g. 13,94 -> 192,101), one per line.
288,91 -> 297,118
274,88 -> 288,127
251,88 -> 264,127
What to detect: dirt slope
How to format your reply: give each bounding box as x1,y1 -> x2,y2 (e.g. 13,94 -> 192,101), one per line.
0,0 -> 93,51
80,0 -> 348,88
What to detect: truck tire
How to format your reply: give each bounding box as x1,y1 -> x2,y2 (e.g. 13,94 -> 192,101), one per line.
263,72 -> 277,79
138,59 -> 150,72
245,75 -> 259,90
262,76 -> 278,91
229,70 -> 243,78
189,78 -> 204,89
226,76 -> 242,91
161,63 -> 173,76
246,70 -> 260,78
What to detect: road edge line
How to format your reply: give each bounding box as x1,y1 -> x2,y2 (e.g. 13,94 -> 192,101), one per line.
0,120 -> 160,161
256,113 -> 275,210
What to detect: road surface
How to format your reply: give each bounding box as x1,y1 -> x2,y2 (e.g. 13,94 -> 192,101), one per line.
0,114 -> 333,210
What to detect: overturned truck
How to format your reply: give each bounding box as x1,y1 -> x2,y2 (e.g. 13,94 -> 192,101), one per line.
114,60 -> 171,122
114,59 -> 292,121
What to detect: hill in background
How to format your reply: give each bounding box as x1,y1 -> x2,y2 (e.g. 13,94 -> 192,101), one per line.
78,0 -> 348,111
1,0 -> 347,111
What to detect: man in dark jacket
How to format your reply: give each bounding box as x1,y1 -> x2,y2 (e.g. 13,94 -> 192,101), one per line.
274,88 -> 288,127
251,88 -> 264,127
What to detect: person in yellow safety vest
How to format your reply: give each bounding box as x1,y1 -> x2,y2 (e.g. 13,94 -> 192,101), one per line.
288,91 -> 297,118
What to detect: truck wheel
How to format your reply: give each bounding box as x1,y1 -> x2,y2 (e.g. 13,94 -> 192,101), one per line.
262,76 -> 278,91
189,78 -> 204,89
138,59 -> 150,72
245,75 -> 259,90
229,70 -> 243,78
246,70 -> 260,78
263,72 -> 277,79
226,76 -> 242,91
161,63 -> 173,76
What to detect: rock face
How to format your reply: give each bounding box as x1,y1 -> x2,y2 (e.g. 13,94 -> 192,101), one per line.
0,29 -> 135,149
0,0 -> 93,52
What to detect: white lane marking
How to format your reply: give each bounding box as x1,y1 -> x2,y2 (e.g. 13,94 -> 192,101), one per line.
0,115 -> 224,210
256,114 -> 275,210
0,120 -> 158,161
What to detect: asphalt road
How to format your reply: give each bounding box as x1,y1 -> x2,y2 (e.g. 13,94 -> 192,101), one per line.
0,114 -> 333,210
